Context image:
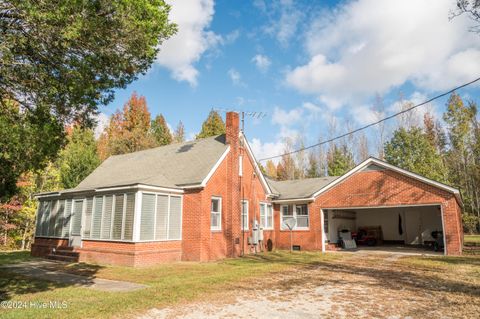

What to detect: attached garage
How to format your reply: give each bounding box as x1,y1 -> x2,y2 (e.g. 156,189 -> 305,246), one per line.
323,205 -> 445,253
270,157 -> 463,256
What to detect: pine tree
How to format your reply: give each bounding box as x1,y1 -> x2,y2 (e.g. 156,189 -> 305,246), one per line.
173,121 -> 185,143
306,151 -> 320,178
58,125 -> 100,189
196,110 -> 226,139
151,114 -> 172,146
327,144 -> 355,176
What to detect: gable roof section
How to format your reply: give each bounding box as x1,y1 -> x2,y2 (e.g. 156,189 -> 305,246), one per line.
268,176 -> 339,201
311,157 -> 460,200
73,135 -> 230,192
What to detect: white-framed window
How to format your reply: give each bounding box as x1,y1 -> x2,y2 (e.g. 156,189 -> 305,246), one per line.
260,203 -> 273,230
280,204 -> 309,230
241,200 -> 249,230
211,197 -> 222,231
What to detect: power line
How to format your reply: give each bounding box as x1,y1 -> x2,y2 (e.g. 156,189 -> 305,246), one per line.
258,76 -> 480,162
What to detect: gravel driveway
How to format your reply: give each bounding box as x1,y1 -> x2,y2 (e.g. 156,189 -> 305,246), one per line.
139,252 -> 479,319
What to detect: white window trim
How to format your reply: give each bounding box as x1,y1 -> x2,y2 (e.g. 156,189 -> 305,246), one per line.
280,204 -> 310,231
211,196 -> 222,231
241,200 -> 249,231
260,203 -> 274,230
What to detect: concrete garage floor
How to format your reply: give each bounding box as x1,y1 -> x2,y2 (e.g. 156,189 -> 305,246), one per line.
139,252 -> 478,319
345,244 -> 444,256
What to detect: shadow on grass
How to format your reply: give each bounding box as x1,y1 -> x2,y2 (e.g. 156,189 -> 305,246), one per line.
0,251 -> 104,301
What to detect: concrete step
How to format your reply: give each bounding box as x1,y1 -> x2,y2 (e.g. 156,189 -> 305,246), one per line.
46,254 -> 78,263
52,249 -> 79,257
55,246 -> 75,251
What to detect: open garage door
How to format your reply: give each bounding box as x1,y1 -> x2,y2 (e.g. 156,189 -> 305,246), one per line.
322,205 -> 445,254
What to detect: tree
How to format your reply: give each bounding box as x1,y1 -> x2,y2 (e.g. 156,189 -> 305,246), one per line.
327,144 -> 355,176
0,0 -> 176,123
371,94 -> 387,159
0,102 -> 63,198
306,151 -> 320,178
151,114 -> 172,146
384,127 -> 447,182
443,93 -> 478,225
97,92 -> 155,160
196,110 -> 226,139
58,126 -> 101,189
173,121 -> 185,143
453,1 -> 480,33
265,160 -> 278,179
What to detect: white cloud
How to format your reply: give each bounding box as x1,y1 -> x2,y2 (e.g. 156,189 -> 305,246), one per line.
94,112 -> 110,139
156,0 -> 221,86
250,138 -> 285,164
286,0 -> 480,101
272,106 -> 303,126
251,54 -> 271,72
228,68 -> 245,87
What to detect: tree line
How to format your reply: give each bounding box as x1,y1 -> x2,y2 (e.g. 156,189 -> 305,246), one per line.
0,92 -> 226,250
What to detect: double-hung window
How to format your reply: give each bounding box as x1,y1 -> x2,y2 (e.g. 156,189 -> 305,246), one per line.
280,204 -> 309,230
211,197 -> 222,231
260,203 -> 273,230
241,200 -> 248,230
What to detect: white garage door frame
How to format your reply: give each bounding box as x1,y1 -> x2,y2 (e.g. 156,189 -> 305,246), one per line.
320,203 -> 446,255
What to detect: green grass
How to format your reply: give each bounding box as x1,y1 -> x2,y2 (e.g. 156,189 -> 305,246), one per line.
0,251 -> 341,319
465,234 -> 480,244
0,251 -> 33,266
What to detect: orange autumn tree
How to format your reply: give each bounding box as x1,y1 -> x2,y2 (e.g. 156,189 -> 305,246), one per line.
98,92 -> 156,160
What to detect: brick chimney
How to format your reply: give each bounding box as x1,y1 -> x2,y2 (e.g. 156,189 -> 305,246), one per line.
225,111 -> 241,257
225,111 -> 239,146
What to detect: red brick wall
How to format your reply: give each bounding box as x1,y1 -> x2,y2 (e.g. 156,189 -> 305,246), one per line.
31,237 -> 69,257
273,169 -> 463,255
78,240 -> 182,267
182,112 -> 272,261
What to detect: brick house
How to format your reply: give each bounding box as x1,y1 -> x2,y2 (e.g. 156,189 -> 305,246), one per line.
32,112 -> 463,266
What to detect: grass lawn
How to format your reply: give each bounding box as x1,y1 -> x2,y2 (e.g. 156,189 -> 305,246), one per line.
465,234 -> 480,244
0,250 -> 340,319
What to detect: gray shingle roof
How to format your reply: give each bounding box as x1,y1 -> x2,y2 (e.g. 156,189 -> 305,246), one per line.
73,135 -> 229,191
267,176 -> 340,200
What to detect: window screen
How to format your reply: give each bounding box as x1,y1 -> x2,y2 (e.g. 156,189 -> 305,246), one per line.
168,196 -> 182,240
48,200 -> 57,236
155,195 -> 169,240
63,199 -> 72,237
101,195 -> 113,239
42,201 -> 51,236
123,194 -> 135,240
112,195 -> 124,240
54,200 -> 65,237
83,197 -> 93,238
140,193 -> 155,240
91,196 -> 103,239
71,200 -> 83,236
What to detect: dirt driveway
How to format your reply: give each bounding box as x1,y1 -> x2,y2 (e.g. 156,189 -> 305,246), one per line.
139,252 -> 480,319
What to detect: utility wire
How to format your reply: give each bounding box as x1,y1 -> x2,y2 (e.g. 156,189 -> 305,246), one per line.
258,76 -> 480,162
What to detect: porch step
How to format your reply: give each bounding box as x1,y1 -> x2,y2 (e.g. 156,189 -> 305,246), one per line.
52,249 -> 79,257
46,254 -> 78,262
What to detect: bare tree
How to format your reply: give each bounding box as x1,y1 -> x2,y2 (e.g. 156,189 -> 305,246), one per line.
371,94 -> 386,159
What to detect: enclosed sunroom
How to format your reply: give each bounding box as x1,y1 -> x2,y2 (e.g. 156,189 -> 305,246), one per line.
32,187 -> 183,264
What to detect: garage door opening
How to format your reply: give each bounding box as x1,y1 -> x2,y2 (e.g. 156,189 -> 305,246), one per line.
321,205 -> 445,255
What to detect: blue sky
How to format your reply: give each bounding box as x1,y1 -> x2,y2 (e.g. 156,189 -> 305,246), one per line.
98,0 -> 480,163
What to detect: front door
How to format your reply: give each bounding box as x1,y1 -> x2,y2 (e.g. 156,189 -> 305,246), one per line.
70,199 -> 84,247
